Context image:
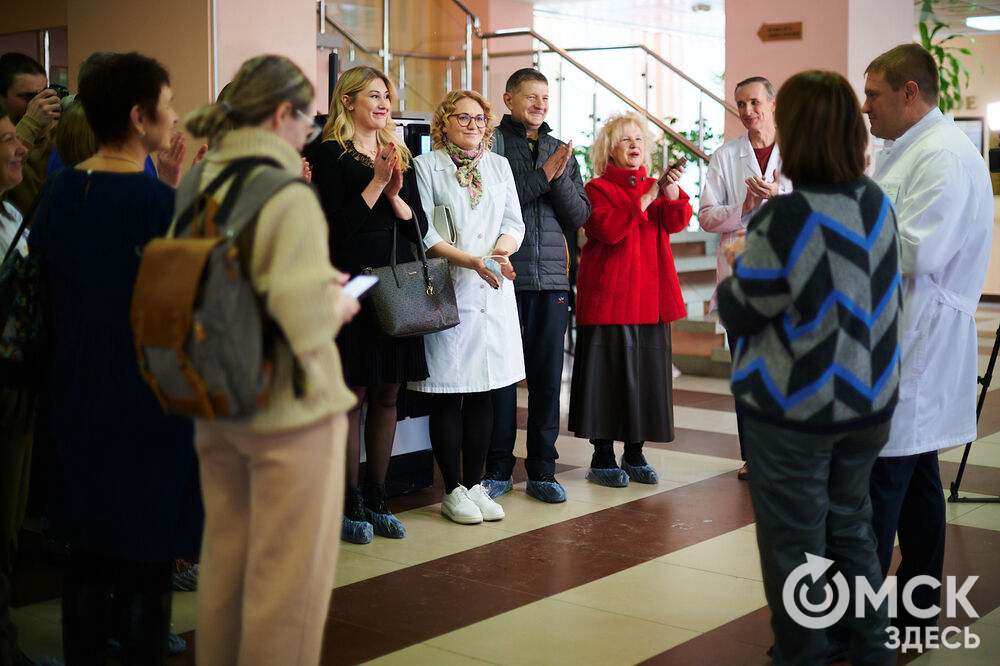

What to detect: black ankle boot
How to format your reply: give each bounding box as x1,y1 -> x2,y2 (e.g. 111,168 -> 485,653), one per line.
345,486 -> 366,522
590,439 -> 617,469
623,442 -> 648,467
364,483 -> 406,539
364,483 -> 390,514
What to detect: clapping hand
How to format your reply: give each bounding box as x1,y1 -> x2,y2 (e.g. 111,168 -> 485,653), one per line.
542,141 -> 573,182
157,131 -> 187,188
373,144 -> 399,188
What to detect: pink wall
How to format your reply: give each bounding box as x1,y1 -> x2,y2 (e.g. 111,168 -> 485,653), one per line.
724,0 -> 910,139
215,0 -> 317,109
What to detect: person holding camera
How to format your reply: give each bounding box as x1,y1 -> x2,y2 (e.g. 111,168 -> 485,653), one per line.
0,52 -> 61,214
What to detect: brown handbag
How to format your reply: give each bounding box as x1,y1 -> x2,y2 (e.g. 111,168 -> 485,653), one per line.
364,216 -> 459,337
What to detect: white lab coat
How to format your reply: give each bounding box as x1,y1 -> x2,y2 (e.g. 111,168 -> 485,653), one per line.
409,148 -> 526,393
872,108 -> 994,457
698,132 -> 792,315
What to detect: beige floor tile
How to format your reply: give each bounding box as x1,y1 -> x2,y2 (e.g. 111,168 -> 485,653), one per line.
657,528 -> 764,581
553,468 -> 684,508
945,489 -> 1000,522
673,405 -> 739,434
170,590 -> 198,634
425,597 -> 699,665
647,448 -> 744,484
552,560 -> 767,633
479,489 -> 610,535
334,549 -> 411,588
364,643 -> 498,665
353,506 -> 515,566
949,504 -> 1000,532
10,601 -> 62,661
939,439 -> 1000,468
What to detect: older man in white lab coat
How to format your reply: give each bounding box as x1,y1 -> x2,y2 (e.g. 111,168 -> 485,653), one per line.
863,44 -> 994,634
699,76 -> 792,479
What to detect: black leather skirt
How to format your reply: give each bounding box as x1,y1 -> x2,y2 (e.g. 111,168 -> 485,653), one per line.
568,322 -> 674,443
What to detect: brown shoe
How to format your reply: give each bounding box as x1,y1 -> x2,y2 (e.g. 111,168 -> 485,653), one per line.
737,463 -> 748,481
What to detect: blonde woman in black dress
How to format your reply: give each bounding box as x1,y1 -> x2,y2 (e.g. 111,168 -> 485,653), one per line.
311,66 -> 428,543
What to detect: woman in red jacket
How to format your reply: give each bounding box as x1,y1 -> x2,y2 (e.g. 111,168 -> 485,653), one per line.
569,111 -> 691,487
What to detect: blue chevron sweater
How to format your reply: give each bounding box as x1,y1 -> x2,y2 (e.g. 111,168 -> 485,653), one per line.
717,176 -> 901,433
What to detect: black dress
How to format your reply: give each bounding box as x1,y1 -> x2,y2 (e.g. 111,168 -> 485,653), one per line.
30,170 -> 203,562
310,140 -> 429,386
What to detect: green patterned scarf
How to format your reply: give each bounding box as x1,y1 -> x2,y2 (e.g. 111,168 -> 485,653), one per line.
444,141 -> 484,209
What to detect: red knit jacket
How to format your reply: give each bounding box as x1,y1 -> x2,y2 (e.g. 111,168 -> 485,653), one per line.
576,165 -> 691,326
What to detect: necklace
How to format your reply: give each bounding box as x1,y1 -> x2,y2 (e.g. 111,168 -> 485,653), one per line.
96,153 -> 144,169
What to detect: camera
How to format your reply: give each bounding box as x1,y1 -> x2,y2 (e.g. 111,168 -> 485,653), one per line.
48,83 -> 69,99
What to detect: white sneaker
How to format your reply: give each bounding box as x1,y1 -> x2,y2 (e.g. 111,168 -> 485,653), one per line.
441,485 -> 483,524
467,484 -> 505,521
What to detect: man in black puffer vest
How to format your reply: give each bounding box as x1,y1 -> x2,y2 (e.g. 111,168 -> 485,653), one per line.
481,69 -> 590,504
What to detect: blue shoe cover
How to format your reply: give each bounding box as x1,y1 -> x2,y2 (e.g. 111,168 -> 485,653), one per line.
526,479 -> 567,503
168,632 -> 187,655
365,507 -> 406,539
108,633 -> 186,658
621,459 -> 659,484
341,515 -> 373,544
480,477 -> 513,499
586,467 -> 629,487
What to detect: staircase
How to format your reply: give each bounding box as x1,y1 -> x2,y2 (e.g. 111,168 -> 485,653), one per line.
670,229 -> 732,377
318,0 -> 734,377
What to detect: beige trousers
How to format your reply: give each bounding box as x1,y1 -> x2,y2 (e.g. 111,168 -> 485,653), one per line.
194,414 -> 346,666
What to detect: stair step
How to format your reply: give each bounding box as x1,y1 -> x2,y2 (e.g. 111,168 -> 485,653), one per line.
673,255 -> 717,274
673,353 -> 732,378
672,229 -> 716,244
711,346 -> 731,363
673,313 -> 720,334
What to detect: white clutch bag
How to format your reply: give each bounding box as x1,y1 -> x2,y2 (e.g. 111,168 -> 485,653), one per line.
432,205 -> 457,244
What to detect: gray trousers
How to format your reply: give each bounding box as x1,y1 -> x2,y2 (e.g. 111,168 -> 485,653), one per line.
743,415 -> 896,666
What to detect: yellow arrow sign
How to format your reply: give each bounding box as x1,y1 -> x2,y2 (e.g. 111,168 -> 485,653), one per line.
757,22 -> 803,42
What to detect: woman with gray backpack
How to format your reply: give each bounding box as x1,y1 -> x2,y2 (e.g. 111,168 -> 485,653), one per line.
179,55 -> 359,665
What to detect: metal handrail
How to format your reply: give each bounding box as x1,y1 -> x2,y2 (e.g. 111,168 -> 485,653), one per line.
482,28 -> 710,162
473,43 -> 736,118
324,16 -> 376,57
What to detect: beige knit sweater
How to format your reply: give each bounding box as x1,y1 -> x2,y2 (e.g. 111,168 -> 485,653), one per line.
194,127 -> 356,432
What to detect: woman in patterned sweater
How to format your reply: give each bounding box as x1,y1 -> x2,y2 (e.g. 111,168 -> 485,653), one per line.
717,71 -> 901,666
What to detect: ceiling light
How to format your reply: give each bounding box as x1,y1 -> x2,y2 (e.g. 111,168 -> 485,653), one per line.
987,102 -> 1000,132
966,15 -> 1000,30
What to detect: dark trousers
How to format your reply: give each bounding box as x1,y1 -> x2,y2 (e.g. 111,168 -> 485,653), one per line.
744,417 -> 895,666
487,290 -> 568,479
0,389 -> 35,666
62,550 -> 173,666
726,331 -> 748,462
869,451 -> 947,629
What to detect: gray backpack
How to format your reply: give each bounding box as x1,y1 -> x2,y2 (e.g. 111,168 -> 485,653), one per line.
130,158 -> 302,419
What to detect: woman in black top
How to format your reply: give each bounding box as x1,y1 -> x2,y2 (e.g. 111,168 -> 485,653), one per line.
310,66 -> 427,543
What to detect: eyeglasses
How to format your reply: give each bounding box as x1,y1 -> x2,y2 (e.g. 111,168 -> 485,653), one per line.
448,113 -> 489,128
296,109 -> 322,144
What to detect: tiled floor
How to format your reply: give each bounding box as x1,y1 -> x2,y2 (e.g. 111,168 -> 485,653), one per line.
11,304 -> 1000,665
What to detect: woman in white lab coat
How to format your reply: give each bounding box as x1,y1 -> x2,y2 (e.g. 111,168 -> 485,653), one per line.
411,89 -> 526,525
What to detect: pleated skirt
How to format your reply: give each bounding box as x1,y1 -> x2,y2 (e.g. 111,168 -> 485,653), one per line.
336,304 -> 429,387
568,322 -> 675,443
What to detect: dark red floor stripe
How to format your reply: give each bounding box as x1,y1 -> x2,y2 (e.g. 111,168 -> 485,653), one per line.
319,473 -> 755,664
